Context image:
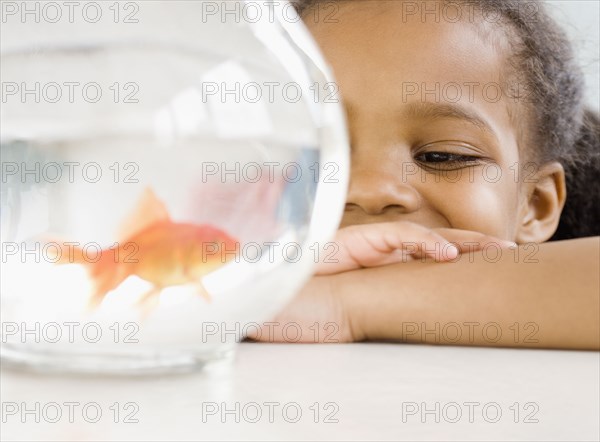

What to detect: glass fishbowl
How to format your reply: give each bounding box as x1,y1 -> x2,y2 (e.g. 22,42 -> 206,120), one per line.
0,1 -> 349,373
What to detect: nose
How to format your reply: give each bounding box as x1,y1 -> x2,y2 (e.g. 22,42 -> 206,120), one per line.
345,165 -> 422,216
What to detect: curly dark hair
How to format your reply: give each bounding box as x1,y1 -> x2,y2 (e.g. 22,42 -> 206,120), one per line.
292,0 -> 599,240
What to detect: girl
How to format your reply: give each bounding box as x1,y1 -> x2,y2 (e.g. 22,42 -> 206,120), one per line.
251,0 -> 599,349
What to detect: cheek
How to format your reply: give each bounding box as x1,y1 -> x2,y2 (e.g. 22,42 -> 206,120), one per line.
418,167 -> 521,239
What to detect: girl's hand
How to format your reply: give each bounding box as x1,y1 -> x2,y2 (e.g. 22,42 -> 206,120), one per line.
315,222 -> 516,275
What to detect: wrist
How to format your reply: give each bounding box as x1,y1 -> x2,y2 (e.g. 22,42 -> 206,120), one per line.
331,270 -> 369,342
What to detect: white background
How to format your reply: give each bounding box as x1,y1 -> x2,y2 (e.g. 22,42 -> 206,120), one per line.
546,0 -> 600,110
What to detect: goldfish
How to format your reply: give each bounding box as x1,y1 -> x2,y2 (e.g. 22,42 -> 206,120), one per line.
52,188 -> 239,310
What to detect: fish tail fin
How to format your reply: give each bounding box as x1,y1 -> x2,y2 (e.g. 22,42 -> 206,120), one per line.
41,240 -> 121,309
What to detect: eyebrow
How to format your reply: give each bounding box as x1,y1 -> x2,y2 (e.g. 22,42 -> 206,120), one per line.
402,102 -> 496,137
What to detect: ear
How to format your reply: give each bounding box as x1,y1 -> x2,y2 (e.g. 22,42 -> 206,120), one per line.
515,161 -> 567,244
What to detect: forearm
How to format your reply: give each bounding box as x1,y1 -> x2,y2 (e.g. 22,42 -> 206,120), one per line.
336,237 -> 600,349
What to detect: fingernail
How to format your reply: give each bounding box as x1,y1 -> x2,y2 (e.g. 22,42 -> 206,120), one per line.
446,244 -> 459,259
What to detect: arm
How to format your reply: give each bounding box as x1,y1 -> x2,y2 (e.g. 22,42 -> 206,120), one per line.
339,237 -> 600,349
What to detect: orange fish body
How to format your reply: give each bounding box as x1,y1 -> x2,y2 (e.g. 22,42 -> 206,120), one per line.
54,189 -> 238,308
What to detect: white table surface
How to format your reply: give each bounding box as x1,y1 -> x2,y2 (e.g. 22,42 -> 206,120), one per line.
1,342 -> 599,441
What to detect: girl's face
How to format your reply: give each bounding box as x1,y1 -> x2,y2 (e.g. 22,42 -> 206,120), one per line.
305,1 -> 537,241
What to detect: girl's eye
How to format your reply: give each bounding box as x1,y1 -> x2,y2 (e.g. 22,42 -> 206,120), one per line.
415,151 -> 480,170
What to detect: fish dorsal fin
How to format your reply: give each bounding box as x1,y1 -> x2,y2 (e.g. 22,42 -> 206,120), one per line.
118,187 -> 171,240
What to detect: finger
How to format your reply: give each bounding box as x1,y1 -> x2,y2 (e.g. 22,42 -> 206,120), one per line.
379,225 -> 459,262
